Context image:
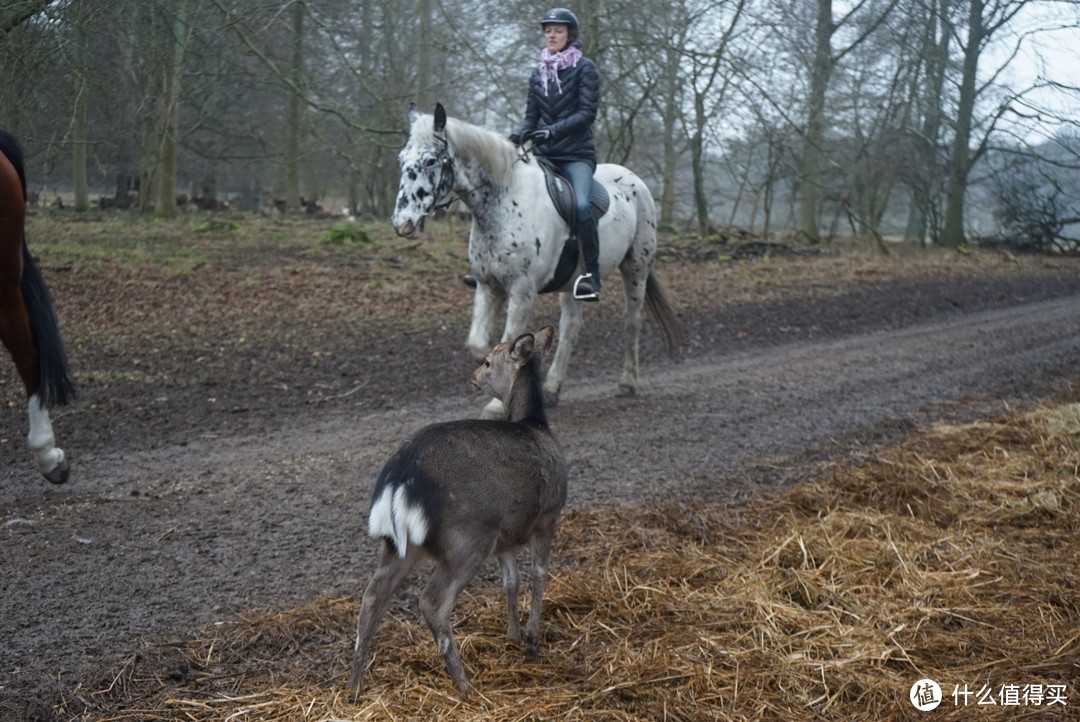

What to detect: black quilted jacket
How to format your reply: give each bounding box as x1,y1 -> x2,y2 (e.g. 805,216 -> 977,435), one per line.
515,42 -> 600,168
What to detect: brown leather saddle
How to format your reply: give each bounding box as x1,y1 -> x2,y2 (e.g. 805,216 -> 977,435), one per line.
535,156 -> 610,294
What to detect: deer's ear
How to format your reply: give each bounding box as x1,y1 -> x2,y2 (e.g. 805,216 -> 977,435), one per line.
434,103 -> 447,133
533,326 -> 556,355
510,332 -> 535,362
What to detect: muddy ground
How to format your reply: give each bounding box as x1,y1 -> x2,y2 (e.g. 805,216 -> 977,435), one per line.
2,223 -> 1080,719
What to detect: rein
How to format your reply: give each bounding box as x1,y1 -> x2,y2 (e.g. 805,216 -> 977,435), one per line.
428,137 -> 534,215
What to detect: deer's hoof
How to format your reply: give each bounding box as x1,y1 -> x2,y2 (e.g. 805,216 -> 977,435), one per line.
524,633 -> 539,661
454,676 -> 474,698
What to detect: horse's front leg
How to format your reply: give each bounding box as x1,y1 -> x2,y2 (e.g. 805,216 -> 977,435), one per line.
542,292 -> 584,408
479,284 -> 538,420
28,394 -> 68,484
465,282 -> 505,363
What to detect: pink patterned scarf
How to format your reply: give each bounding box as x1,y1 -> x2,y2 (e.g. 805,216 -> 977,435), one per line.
538,44 -> 582,96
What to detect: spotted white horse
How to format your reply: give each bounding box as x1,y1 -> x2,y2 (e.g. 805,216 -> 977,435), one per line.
392,104 -> 682,417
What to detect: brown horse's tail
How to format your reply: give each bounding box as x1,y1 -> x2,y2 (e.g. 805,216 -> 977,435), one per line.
1,130 -> 75,408
21,244 -> 75,407
645,271 -> 684,358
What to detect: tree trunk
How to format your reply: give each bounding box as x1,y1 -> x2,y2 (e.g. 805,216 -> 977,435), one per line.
72,91 -> 89,211
904,0 -> 951,245
658,41 -> 681,226
72,0 -> 89,211
798,0 -> 835,243
691,94 -> 709,235
941,0 -> 984,247
417,0 -> 433,109
155,0 -> 187,219
285,1 -> 304,214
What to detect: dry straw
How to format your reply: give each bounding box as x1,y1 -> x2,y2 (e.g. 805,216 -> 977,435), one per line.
67,402 -> 1080,720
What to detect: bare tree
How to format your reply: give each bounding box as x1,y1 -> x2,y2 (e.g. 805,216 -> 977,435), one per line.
794,0 -> 899,242
71,0 -> 90,211
940,0 -> 1031,247
153,0 -> 192,219
0,0 -> 53,36
991,146 -> 1080,250
903,0 -> 953,245
285,0 -> 304,214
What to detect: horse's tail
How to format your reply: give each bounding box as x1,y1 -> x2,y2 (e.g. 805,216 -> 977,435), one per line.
3,129 -> 76,409
21,244 -> 75,408
645,271 -> 684,358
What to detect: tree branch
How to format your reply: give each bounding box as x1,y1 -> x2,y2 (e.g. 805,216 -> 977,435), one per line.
0,0 -> 54,35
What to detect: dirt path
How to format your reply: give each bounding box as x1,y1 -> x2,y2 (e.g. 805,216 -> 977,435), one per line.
3,272 -> 1080,718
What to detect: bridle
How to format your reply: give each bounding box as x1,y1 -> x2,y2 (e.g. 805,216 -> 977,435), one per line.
424,133 -> 534,216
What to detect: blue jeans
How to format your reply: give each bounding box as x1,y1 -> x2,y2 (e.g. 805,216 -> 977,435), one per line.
556,161 -> 594,224
555,161 -> 599,281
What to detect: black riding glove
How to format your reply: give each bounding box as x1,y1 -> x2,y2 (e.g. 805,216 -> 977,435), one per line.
522,128 -> 552,145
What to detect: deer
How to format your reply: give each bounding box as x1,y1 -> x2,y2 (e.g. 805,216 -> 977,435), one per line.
348,326 -> 568,696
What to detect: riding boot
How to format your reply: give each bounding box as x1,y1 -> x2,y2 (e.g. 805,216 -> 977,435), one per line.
572,216 -> 601,301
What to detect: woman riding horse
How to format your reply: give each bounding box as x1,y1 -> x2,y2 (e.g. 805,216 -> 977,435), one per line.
510,7 -> 602,302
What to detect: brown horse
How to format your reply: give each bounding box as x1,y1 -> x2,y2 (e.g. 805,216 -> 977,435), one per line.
0,130 -> 74,483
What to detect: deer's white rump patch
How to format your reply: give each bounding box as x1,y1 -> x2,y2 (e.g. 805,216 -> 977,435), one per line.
369,482 -> 429,558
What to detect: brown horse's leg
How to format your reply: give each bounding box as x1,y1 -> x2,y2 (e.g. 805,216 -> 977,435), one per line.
0,139 -> 38,397
0,142 -> 68,482
0,286 -> 39,398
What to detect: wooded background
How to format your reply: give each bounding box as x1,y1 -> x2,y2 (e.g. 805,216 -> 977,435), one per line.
1,0 -> 1078,248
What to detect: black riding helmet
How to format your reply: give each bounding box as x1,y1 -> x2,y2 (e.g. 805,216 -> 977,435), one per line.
539,7 -> 578,28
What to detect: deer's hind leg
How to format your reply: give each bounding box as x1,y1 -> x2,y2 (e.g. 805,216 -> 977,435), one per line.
499,550 -> 522,642
524,518 -> 558,660
420,551 -> 488,695
349,542 -> 421,690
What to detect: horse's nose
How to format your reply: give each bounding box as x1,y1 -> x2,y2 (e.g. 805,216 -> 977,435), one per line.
392,217 -> 424,239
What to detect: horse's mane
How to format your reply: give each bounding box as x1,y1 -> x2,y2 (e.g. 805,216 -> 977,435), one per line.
411,113 -> 518,188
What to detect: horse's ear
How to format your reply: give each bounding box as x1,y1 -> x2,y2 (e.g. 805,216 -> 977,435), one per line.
408,103 -> 420,124
434,103 -> 447,133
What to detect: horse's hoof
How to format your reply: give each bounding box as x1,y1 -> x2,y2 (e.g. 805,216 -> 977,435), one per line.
43,458 -> 70,484
616,384 -> 636,398
543,389 -> 560,407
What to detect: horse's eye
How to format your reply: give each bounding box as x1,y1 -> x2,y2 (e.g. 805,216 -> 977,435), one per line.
424,157 -> 438,168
